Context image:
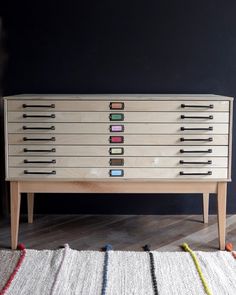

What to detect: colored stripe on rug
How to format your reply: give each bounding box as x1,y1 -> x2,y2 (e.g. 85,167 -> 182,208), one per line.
50,244 -> 69,295
101,244 -> 112,295
182,243 -> 213,295
0,244 -> 26,295
143,245 -> 159,295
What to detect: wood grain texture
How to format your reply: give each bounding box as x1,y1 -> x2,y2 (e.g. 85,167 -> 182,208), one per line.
7,122 -> 229,134
27,193 -> 34,224
8,156 -> 228,168
203,193 -> 209,223
18,181 -> 218,193
8,134 -> 229,146
217,182 -> 227,250
10,181 -> 21,250
8,167 -> 228,180
4,94 -> 233,101
228,99 -> 233,180
7,111 -> 229,123
8,145 -> 229,157
0,214 -> 235,251
6,99 -> 230,112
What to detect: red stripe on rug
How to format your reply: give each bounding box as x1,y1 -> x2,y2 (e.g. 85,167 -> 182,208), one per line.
0,244 -> 26,295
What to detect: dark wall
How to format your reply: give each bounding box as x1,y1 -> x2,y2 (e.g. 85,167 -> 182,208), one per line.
1,1 -> 236,214
0,18 -> 9,217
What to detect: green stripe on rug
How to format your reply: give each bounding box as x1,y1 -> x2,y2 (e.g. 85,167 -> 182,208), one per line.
182,243 -> 213,295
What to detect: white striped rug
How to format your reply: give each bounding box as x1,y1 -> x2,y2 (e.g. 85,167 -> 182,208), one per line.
0,245 -> 236,295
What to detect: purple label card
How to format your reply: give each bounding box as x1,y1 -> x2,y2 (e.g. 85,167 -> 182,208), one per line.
110,125 -> 124,132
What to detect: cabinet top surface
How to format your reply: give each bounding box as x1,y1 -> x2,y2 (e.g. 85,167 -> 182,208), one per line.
4,94 -> 234,101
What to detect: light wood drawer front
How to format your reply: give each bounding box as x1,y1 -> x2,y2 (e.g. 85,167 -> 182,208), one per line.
7,100 -> 229,112
8,167 -> 228,179
9,156 -> 228,168
8,112 -> 229,123
8,134 -> 229,146
7,123 -> 229,134
9,145 -> 228,157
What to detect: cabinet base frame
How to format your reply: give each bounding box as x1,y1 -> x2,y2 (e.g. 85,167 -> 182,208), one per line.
10,181 -> 226,250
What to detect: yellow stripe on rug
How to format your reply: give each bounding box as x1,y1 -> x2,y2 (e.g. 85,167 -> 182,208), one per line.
182,243 -> 213,295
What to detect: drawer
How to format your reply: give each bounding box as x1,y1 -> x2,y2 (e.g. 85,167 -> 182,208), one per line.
7,111 -> 229,123
8,134 -> 229,146
7,100 -> 230,112
8,156 -> 228,168
7,123 -> 229,134
9,145 -> 228,157
8,167 -> 228,179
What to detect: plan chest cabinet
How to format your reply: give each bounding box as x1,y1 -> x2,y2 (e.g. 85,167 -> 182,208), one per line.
5,94 -> 233,181
4,94 -> 234,250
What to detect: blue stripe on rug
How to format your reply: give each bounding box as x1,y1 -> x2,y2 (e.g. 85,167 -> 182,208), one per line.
101,244 -> 112,295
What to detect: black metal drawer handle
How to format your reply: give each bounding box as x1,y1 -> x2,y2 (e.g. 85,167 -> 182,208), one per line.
24,170 -> 56,175
181,127 -> 213,131
180,138 -> 213,142
23,114 -> 56,118
180,171 -> 212,176
24,159 -> 56,164
23,137 -> 56,141
179,160 -> 212,165
23,104 -> 55,108
24,148 -> 56,153
23,126 -> 55,130
181,104 -> 214,109
180,149 -> 212,153
181,115 -> 213,120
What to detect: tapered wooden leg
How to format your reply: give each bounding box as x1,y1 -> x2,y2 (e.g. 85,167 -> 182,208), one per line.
203,193 -> 209,224
217,182 -> 227,250
10,182 -> 21,250
27,193 -> 34,224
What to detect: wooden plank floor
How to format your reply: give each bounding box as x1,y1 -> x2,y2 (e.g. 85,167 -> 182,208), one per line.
0,215 -> 236,251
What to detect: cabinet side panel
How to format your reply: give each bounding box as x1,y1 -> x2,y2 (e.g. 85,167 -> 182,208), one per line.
4,98 -> 8,179
228,99 -> 233,180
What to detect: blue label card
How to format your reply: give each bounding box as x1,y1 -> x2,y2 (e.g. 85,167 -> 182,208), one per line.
109,169 -> 124,177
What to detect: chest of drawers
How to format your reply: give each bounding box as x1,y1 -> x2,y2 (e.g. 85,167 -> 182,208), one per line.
4,94 -> 233,250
